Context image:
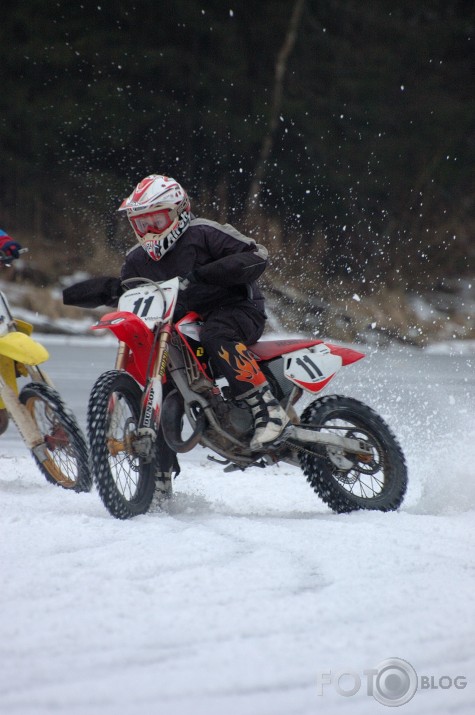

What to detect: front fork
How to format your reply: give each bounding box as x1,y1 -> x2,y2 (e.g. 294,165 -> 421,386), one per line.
0,372 -> 50,462
114,325 -> 172,461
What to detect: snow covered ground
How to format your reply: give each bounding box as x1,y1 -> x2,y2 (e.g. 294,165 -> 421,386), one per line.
0,338 -> 474,715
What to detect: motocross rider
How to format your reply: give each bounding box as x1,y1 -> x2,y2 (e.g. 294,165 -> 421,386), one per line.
63,174 -> 289,495
0,229 -> 24,435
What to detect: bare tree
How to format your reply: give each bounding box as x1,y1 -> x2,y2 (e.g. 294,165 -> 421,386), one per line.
246,0 -> 305,212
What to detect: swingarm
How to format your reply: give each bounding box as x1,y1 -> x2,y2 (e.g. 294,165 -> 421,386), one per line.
285,424 -> 372,456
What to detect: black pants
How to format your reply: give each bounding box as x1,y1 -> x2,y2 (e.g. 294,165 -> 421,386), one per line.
200,302 -> 267,397
158,301 -> 266,475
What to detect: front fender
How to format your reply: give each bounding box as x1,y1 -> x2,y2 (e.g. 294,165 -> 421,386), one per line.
0,331 -> 49,365
91,311 -> 156,384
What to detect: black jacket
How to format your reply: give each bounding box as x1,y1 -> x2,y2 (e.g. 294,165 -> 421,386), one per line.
122,218 -> 268,317
64,218 -> 268,317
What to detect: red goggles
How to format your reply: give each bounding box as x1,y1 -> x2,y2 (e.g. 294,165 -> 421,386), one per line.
129,208 -> 174,238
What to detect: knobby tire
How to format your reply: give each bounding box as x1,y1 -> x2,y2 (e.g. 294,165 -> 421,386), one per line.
299,395 -> 407,513
19,382 -> 91,492
87,370 -> 162,519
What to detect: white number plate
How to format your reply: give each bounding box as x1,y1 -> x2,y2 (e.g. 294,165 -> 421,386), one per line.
284,345 -> 342,393
118,279 -> 179,328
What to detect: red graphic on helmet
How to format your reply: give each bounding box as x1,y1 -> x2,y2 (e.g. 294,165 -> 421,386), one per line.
131,177 -> 156,201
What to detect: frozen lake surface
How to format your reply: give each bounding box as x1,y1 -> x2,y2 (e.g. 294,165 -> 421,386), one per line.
0,338 -> 474,714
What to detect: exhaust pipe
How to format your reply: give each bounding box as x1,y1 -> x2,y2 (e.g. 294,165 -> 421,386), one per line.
161,389 -> 206,453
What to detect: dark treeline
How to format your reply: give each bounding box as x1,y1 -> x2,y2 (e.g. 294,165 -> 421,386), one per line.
0,0 -> 473,291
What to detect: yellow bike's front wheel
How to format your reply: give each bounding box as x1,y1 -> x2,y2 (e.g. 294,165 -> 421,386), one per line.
19,382 -> 91,492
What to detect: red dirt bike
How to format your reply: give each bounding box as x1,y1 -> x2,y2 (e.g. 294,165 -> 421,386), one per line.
87,277 -> 407,519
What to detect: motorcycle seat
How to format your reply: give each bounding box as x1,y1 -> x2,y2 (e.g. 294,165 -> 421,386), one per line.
248,338 -> 323,361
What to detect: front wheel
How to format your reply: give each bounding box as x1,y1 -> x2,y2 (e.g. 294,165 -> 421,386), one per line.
298,395 -> 407,513
87,370 -> 160,519
19,382 -> 91,492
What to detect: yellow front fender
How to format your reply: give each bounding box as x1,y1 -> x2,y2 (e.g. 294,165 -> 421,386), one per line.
0,332 -> 49,365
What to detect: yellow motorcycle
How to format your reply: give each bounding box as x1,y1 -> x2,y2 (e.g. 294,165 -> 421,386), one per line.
0,253 -> 91,491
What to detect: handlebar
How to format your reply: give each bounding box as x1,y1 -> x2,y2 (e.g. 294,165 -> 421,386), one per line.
120,276 -> 158,289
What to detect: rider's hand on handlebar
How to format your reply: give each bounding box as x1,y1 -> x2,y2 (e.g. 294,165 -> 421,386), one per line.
0,236 -> 23,262
178,272 -> 198,291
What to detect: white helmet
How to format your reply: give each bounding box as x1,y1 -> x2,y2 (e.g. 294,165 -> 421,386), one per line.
119,174 -> 191,261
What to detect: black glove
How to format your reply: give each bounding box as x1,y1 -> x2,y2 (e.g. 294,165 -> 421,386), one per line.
178,271 -> 199,291
0,238 -> 22,261
63,276 -> 123,308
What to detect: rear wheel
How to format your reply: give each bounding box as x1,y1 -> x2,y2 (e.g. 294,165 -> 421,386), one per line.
87,370 -> 160,519
298,395 -> 407,513
19,382 -> 91,492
